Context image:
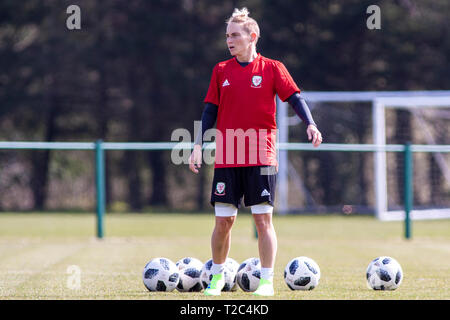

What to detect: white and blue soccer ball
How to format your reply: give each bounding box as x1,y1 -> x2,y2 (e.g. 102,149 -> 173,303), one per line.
142,257 -> 180,292
226,257 -> 240,291
175,257 -> 203,292
236,257 -> 261,292
200,257 -> 239,291
200,259 -> 213,290
366,256 -> 403,290
284,256 -> 321,290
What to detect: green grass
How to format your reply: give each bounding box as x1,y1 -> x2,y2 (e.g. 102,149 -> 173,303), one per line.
0,213 -> 449,299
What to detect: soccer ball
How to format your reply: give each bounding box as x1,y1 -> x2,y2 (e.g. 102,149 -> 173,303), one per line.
284,256 -> 321,290
175,257 -> 203,292
142,257 -> 180,292
236,257 -> 261,292
200,259 -> 213,290
200,257 -> 239,291
226,257 -> 240,291
366,256 -> 403,290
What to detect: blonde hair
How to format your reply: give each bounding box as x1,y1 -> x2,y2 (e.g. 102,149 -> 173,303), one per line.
226,8 -> 260,44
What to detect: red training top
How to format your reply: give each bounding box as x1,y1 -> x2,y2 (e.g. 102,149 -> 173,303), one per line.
204,53 -> 300,168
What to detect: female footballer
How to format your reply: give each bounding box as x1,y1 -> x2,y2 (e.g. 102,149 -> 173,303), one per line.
189,8 -> 322,296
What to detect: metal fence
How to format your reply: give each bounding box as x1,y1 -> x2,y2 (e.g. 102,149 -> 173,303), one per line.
1,141 -> 449,239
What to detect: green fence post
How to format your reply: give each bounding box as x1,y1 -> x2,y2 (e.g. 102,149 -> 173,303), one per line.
404,142 -> 413,240
95,140 -> 105,239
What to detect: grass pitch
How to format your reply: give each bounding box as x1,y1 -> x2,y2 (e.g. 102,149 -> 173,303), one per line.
0,212 -> 448,300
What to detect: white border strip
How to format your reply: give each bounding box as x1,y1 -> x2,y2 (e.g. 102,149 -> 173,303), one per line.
379,209 -> 450,221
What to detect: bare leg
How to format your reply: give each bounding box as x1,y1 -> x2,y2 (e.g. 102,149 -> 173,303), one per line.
253,213 -> 277,268
211,216 -> 236,264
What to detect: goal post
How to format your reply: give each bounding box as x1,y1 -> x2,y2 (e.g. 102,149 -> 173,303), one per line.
277,90 -> 450,221
373,95 -> 450,221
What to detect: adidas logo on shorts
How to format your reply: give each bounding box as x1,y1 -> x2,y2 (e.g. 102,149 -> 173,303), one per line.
261,189 -> 270,197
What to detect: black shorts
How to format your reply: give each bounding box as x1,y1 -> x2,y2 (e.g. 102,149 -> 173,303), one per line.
210,165 -> 277,208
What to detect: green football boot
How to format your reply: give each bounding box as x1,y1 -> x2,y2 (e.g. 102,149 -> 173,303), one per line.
204,273 -> 225,296
253,278 -> 274,297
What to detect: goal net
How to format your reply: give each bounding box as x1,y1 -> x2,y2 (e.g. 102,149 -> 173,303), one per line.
276,91 -> 450,220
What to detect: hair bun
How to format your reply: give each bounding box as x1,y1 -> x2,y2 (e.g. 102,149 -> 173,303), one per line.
232,7 -> 250,18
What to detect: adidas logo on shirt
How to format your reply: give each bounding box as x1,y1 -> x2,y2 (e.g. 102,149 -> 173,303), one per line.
261,189 -> 270,197
222,79 -> 230,87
